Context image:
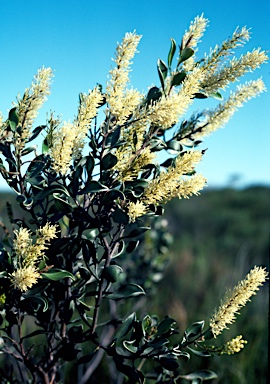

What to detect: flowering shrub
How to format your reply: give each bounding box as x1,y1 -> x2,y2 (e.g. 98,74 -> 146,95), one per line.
0,15 -> 268,384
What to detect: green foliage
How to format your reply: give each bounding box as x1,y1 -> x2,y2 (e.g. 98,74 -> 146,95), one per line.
0,14 -> 268,384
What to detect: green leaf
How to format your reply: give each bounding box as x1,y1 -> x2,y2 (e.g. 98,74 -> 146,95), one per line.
53,193 -> 74,214
115,312 -> 136,340
167,140 -> 182,152
146,87 -> 162,105
171,71 -> 186,86
101,152 -> 118,170
183,321 -> 204,341
41,269 -> 75,281
112,208 -> 129,225
20,329 -> 50,341
103,265 -> 123,283
180,370 -> 217,381
178,47 -> 194,65
42,137 -> 50,153
106,284 -> 145,300
187,347 -> 211,357
105,126 -> 121,147
194,92 -> 208,99
8,107 -> 19,131
158,355 -> 179,371
79,180 -> 108,194
21,146 -> 37,156
157,59 -> 168,91
126,227 -> 150,238
209,91 -> 223,100
156,318 -> 176,335
168,38 -> 177,69
123,340 -> 138,354
27,125 -> 46,143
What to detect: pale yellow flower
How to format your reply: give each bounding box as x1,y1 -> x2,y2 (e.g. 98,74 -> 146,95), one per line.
147,67 -> 204,129
73,87 -> 104,157
202,27 -> 250,75
50,122 -> 77,174
14,67 -> 53,150
143,151 -> 205,205
202,48 -> 268,93
221,335 -> 247,355
197,79 -> 266,137
210,266 -> 269,337
128,201 -> 148,222
11,266 -> 41,292
181,14 -> 209,71
106,32 -> 142,122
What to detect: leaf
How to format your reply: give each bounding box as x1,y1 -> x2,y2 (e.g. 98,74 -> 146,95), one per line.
158,355 -> 179,371
26,154 -> 48,178
85,154 -> 95,175
180,370 -> 217,381
123,340 -> 138,354
157,59 -> 168,91
53,193 -> 74,214
27,125 -> 46,143
101,152 -> 118,170
115,313 -> 136,340
21,146 -> 37,156
79,180 -> 108,194
20,329 -> 50,341
168,38 -> 177,69
112,208 -> 129,225
103,265 -> 123,283
146,86 -> 162,104
171,71 -> 186,87
209,91 -> 223,100
178,47 -> 194,65
183,321 -> 205,341
187,347 -> 211,357
167,140 -> 182,152
106,284 -> 145,300
105,126 -> 121,147
8,107 -> 19,131
156,318 -> 176,335
41,269 -> 75,281
126,227 -> 150,238
42,137 -> 50,153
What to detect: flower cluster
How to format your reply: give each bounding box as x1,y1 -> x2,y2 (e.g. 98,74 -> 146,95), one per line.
221,335 -> 247,355
10,223 -> 58,291
15,67 -> 53,151
210,266 -> 269,337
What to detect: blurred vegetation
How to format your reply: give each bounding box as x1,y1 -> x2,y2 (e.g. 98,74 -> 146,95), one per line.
0,186 -> 268,383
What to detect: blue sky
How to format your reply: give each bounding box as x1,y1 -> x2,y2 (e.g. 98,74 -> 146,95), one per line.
0,0 -> 269,189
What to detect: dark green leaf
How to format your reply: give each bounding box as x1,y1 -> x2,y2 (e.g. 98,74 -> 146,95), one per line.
167,140 -> 182,152
115,312 -> 136,340
85,154 -> 95,175
125,240 -> 139,253
187,347 -> 211,357
103,265 -> 123,283
194,92 -> 208,99
171,71 -> 186,86
157,59 -> 168,91
21,146 -> 37,156
112,208 -> 129,225
27,125 -> 46,143
123,340 -> 138,354
126,227 -> 150,238
105,126 -> 121,147
101,152 -> 118,170
53,193 -> 74,214
168,38 -> 177,69
107,284 -> 145,300
158,355 -> 179,371
8,107 -> 19,131
41,269 -> 75,281
79,180 -> 108,194
20,329 -> 50,341
146,87 -> 162,105
157,318 -> 176,335
178,47 -> 194,65
183,321 -> 204,341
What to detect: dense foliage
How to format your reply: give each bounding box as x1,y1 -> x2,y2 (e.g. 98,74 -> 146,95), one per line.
0,14 -> 268,384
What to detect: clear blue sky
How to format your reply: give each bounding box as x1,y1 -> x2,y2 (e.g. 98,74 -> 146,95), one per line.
0,0 -> 269,189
